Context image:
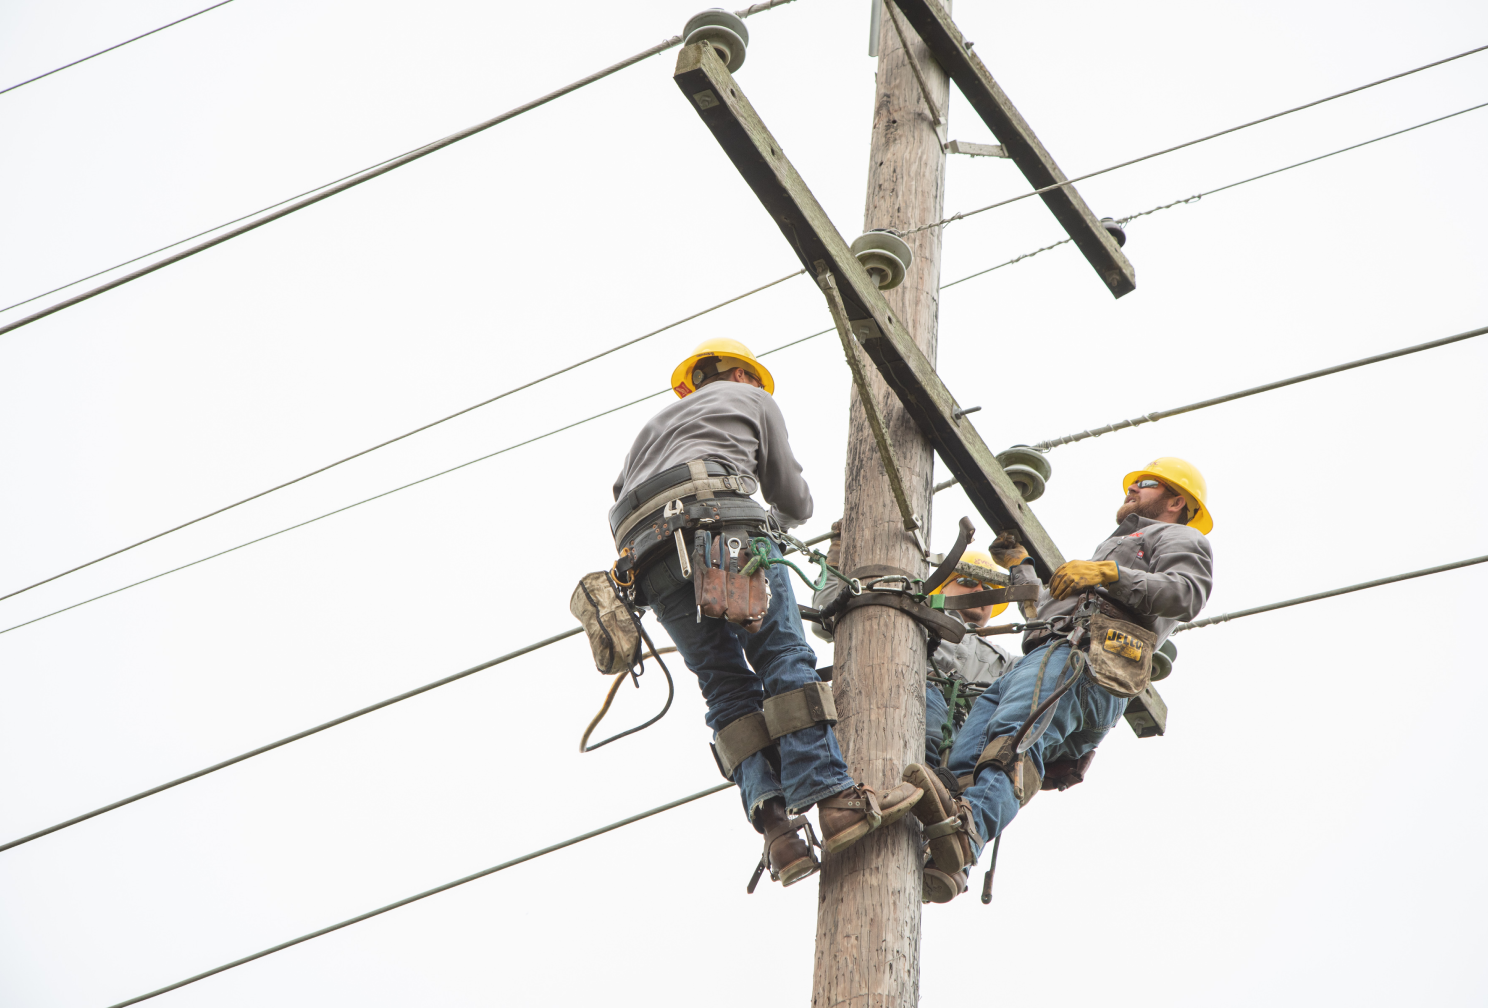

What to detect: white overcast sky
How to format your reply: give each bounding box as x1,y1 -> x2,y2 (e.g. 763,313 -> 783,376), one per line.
2,1 -> 1486,1005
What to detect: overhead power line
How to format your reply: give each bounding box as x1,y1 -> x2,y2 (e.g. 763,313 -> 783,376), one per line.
1029,323 -> 1487,451
42,559 -> 1488,996
101,783 -> 734,1008
1172,556 -> 1488,633
900,42 -> 1488,235
0,628 -> 583,853
0,270 -> 804,606
0,1 -> 799,340
0,0 -> 238,97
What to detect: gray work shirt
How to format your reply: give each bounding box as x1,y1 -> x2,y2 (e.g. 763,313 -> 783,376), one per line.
612,381 -> 813,528
812,575 -> 1015,686
1010,513 -> 1214,649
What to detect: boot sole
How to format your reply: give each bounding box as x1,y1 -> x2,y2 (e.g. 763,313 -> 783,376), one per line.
922,866 -> 966,904
778,855 -> 819,887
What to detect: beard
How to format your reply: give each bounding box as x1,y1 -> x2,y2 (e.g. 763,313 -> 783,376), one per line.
1116,495 -> 1178,524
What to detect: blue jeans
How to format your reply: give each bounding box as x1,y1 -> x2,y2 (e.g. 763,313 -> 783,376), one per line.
647,538 -> 854,828
925,686 -> 950,765
945,642 -> 1127,857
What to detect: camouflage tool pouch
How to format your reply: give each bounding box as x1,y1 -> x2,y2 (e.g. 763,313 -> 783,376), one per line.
570,572 -> 642,675
1085,612 -> 1157,698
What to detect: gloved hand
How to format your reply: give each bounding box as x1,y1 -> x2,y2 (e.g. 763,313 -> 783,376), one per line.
1049,560 -> 1119,600
988,530 -> 1028,570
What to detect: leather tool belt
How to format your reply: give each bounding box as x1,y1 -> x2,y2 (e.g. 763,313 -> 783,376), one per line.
693,527 -> 771,632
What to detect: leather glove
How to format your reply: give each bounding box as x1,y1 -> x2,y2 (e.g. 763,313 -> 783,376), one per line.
988,530 -> 1029,570
1049,560 -> 1119,600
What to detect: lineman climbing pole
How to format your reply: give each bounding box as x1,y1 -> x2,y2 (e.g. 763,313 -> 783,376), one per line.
676,2 -> 1137,1003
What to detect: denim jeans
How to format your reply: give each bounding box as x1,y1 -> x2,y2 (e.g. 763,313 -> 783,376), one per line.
647,538 -> 854,827
925,686 -> 950,766
945,641 -> 1127,857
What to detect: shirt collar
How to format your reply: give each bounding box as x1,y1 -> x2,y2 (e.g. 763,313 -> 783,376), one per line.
1111,513 -> 1162,538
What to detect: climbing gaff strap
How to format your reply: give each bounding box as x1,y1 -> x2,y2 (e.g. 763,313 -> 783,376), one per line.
710,683 -> 838,780
933,583 -> 1040,610
816,268 -> 919,533
578,588 -> 676,753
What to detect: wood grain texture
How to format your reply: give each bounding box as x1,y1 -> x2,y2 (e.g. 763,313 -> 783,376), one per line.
889,0 -> 1137,297
672,41 -> 1065,578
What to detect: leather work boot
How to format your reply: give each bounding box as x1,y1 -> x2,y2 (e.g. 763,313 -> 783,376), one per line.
753,797 -> 817,887
903,763 -> 975,875
818,781 -> 922,855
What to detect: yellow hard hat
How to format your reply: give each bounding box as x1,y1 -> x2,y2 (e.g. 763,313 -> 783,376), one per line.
929,549 -> 1009,619
1121,457 -> 1213,535
670,338 -> 775,398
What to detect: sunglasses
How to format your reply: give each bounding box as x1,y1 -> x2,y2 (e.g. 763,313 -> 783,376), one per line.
952,576 -> 983,588
1127,479 -> 1167,493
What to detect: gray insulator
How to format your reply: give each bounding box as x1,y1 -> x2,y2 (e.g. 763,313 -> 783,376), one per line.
1150,639 -> 1178,682
1002,464 -> 1046,502
1099,217 -> 1127,248
995,444 -> 1051,482
849,229 -> 914,290
684,9 -> 750,71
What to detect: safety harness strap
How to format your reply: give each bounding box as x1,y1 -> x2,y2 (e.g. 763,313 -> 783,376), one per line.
613,474 -> 756,546
762,682 -> 837,739
713,711 -> 771,779
839,591 -> 969,643
937,584 -> 1041,610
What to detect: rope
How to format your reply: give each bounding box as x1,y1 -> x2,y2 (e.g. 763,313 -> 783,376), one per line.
579,620 -> 675,753
894,43 -> 1488,235
0,269 -> 804,605
100,783 -> 735,1008
1173,555 -> 1488,633
0,628 -> 583,853
0,0 -> 238,97
0,1 -> 801,339
0,329 -> 822,637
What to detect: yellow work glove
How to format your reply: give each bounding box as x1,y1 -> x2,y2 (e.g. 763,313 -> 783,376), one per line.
988,530 -> 1029,570
1049,560 -> 1119,600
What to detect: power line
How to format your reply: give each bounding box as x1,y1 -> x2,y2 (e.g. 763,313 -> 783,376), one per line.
1029,323 -> 1486,451
101,782 -> 735,1008
0,326 -> 827,634
0,270 -> 804,605
0,629 -> 582,853
1174,556 -> 1488,632
0,1 -> 800,340
0,0 -> 238,97
8,93 -> 1481,635
900,42 -> 1488,235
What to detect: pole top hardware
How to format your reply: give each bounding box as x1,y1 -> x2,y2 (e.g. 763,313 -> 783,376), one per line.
951,405 -> 982,421
1099,217 -> 1127,247
683,9 -> 749,72
944,140 -> 1007,158
850,230 -> 914,290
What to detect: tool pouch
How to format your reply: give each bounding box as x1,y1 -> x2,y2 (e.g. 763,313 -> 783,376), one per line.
569,572 -> 642,675
1085,612 -> 1157,698
693,547 -> 771,632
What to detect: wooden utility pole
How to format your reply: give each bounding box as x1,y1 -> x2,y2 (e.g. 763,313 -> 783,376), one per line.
811,8 -> 951,1006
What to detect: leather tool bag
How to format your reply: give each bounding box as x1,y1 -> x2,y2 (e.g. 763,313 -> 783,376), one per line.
693,531 -> 770,632
569,572 -> 642,675
1085,610 -> 1157,698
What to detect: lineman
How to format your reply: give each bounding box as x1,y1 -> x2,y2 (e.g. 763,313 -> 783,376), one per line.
609,338 -> 919,891
902,458 -> 1215,903
811,535 -> 1016,767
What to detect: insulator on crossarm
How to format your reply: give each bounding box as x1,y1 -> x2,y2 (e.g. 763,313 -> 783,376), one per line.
995,444 -> 1051,501
850,229 -> 914,290
684,9 -> 750,71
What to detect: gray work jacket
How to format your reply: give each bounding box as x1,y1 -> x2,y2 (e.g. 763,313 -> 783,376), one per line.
1010,513 -> 1214,649
611,381 -> 813,528
812,575 -> 1015,687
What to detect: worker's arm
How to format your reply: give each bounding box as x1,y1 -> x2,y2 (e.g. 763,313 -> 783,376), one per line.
753,389 -> 813,528
1103,527 -> 1214,621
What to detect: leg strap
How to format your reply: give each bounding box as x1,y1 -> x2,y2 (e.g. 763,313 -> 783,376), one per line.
972,734 -> 1042,807
713,711 -> 771,780
762,682 -> 837,739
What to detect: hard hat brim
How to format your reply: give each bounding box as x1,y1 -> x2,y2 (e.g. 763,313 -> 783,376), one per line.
669,351 -> 775,398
